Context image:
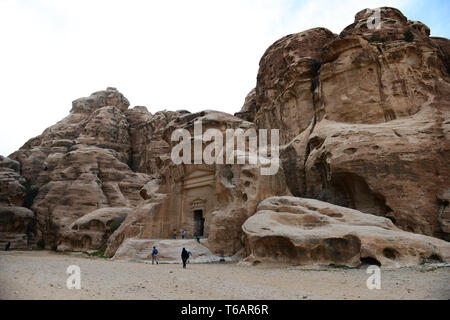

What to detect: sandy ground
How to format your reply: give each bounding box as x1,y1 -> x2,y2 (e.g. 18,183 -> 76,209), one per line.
0,250 -> 449,300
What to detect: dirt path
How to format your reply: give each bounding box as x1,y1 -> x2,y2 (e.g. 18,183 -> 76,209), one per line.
0,251 -> 448,299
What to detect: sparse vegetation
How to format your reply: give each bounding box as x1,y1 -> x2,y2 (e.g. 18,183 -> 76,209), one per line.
85,247 -> 106,258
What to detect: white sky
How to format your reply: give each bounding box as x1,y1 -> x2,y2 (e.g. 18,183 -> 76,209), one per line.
0,0 -> 447,156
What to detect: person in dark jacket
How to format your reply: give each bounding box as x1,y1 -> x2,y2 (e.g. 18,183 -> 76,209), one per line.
5,241 -> 11,251
151,246 -> 159,265
181,247 -> 189,268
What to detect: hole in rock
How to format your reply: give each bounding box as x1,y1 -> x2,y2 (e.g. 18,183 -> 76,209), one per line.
428,254 -> 443,263
383,248 -> 399,260
360,257 -> 381,266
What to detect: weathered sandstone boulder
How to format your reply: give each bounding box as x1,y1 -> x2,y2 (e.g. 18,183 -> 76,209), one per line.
242,197 -> 450,267
0,156 -> 36,248
71,87 -> 130,113
0,206 -> 35,249
57,207 -> 131,251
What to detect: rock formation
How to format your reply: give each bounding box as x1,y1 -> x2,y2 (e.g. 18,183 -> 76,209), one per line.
104,110 -> 288,257
0,156 -> 35,249
236,7 -> 450,241
7,88 -> 151,250
58,207 -> 131,251
0,7 -> 449,267
242,196 -> 450,267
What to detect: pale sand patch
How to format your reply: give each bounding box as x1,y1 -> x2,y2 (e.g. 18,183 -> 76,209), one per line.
0,250 -> 448,300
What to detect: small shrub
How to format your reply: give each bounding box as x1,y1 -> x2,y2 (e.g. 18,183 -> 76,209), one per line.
109,216 -> 125,233
86,247 -> 106,258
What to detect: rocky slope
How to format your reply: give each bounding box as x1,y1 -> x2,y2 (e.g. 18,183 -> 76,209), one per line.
0,7 -> 449,267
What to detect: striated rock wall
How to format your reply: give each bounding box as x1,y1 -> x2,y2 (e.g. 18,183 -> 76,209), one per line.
7,88 -> 151,250
0,156 -> 36,249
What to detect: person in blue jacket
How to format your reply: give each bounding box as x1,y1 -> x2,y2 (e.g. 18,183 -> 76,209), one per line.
151,246 -> 159,265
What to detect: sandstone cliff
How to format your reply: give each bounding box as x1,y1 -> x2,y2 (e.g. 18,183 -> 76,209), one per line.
236,7 -> 450,241
1,7 -> 449,267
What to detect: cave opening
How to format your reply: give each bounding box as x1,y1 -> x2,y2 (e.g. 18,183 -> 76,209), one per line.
360,256 -> 381,266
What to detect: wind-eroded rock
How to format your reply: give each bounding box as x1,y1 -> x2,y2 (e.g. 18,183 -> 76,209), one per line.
0,156 -> 27,207
71,87 -> 130,113
8,88 -> 151,250
237,6 -> 450,240
1,7 -> 449,268
106,110 -> 288,258
242,197 -> 450,267
0,206 -> 35,249
58,207 -> 131,251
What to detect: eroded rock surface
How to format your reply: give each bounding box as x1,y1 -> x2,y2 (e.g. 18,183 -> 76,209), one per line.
8,88 -> 151,250
1,7 -> 449,267
236,6 -> 450,240
0,156 -> 36,248
106,110 -> 288,257
243,197 -> 450,267
58,207 -> 131,251
0,206 -> 35,249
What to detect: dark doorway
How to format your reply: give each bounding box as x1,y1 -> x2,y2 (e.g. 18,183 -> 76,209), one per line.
194,209 -> 204,237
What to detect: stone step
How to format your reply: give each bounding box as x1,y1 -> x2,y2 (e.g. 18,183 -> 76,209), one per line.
115,238 -> 231,263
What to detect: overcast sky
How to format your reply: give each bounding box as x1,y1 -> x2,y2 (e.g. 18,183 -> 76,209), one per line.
1,0 -> 449,156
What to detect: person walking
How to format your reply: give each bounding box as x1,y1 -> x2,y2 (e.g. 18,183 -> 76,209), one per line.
172,229 -> 177,239
151,246 -> 159,265
181,247 -> 189,268
5,241 -> 11,251
186,249 -> 192,264
195,235 -> 200,243
181,231 -> 185,239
